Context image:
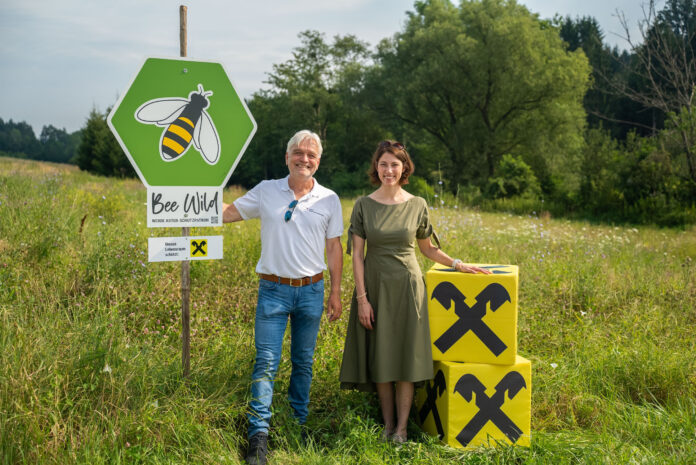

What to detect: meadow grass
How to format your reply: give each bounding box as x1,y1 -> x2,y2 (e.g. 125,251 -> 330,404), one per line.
1,157 -> 695,464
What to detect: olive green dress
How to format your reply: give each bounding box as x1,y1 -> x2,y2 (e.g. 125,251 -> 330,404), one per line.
339,196 -> 439,392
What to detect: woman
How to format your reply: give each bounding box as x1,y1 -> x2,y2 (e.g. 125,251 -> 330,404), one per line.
339,140 -> 490,443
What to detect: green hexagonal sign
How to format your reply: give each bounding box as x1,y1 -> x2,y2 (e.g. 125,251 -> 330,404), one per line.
108,57 -> 256,187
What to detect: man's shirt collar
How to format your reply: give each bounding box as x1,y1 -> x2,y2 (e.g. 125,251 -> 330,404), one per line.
282,175 -> 320,198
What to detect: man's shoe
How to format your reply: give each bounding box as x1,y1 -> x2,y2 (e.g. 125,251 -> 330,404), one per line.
300,426 -> 311,446
245,432 -> 268,465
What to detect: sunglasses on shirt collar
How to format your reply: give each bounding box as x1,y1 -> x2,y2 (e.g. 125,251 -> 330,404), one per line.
285,200 -> 298,222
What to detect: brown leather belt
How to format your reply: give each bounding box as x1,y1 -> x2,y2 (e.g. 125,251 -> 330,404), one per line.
258,272 -> 324,287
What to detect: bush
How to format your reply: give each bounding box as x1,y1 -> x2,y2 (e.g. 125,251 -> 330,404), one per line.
486,154 -> 541,199
405,175 -> 436,199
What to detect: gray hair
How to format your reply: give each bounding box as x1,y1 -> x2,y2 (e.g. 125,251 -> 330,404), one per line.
286,130 -> 323,157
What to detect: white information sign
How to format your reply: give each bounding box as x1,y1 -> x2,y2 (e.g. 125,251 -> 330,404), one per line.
147,186 -> 223,228
148,235 -> 223,262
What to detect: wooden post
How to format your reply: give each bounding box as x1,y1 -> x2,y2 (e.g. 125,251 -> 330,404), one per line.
180,4 -> 191,379
179,5 -> 187,58
181,228 -> 190,378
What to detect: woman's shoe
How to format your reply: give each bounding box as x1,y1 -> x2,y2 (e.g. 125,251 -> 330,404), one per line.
390,433 -> 407,444
380,428 -> 394,442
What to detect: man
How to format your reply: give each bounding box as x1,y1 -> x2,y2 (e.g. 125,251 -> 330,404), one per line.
222,130 -> 343,465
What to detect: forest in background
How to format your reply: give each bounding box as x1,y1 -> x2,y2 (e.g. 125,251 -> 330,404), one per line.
2,0 -> 695,226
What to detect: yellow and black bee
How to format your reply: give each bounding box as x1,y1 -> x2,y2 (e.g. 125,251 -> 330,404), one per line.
135,84 -> 221,165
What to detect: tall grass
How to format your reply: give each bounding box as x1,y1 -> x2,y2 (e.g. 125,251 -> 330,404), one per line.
1,157 -> 695,464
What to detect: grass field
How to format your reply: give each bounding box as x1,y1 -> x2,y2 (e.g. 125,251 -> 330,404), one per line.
1,157 -> 695,464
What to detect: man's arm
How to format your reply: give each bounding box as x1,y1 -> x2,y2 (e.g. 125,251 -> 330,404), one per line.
222,202 -> 243,223
325,236 -> 343,322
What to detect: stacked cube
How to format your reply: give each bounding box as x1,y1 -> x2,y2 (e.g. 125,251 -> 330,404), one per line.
415,264 -> 532,449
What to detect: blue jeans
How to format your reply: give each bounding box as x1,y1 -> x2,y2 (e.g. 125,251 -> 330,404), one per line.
247,278 -> 325,438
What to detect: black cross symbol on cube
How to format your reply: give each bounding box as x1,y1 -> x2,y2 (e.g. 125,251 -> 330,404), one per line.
454,371 -> 526,447
431,282 -> 510,356
418,370 -> 446,438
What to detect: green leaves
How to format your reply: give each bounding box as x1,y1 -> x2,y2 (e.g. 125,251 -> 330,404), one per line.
75,107 -> 135,178
374,0 -> 590,187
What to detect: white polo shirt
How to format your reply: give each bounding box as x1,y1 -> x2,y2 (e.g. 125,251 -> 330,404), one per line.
233,176 -> 343,278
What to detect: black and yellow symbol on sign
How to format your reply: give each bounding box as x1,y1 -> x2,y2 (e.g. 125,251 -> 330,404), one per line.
190,239 -> 208,257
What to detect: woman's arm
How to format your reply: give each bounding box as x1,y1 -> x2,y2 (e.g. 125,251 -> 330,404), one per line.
352,234 -> 375,329
417,237 -> 492,274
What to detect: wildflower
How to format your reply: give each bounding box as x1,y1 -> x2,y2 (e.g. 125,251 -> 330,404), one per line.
102,364 -> 112,373
550,363 -> 558,369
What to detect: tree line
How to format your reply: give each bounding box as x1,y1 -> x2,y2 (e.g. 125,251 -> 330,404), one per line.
3,0 -> 695,226
0,118 -> 81,164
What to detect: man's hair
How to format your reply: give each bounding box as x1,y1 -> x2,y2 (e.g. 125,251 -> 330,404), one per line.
286,130 -> 323,157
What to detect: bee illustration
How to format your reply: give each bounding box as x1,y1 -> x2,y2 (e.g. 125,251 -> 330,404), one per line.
135,84 -> 221,165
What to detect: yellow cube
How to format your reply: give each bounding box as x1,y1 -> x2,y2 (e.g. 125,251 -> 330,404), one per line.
426,264 -> 518,365
415,357 -> 532,449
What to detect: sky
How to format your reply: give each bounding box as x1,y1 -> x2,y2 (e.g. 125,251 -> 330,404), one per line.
0,0 -> 653,136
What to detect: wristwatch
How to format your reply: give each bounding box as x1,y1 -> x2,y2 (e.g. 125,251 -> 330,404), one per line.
451,258 -> 462,269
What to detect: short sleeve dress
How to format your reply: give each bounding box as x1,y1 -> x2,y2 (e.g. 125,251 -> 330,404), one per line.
339,196 -> 438,392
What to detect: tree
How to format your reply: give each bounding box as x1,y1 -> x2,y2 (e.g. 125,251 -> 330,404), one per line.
559,16 -> 640,139
39,125 -> 79,163
613,0 -> 696,183
230,31 -> 385,194
0,118 -> 41,158
370,0 -> 591,192
75,108 -> 134,177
